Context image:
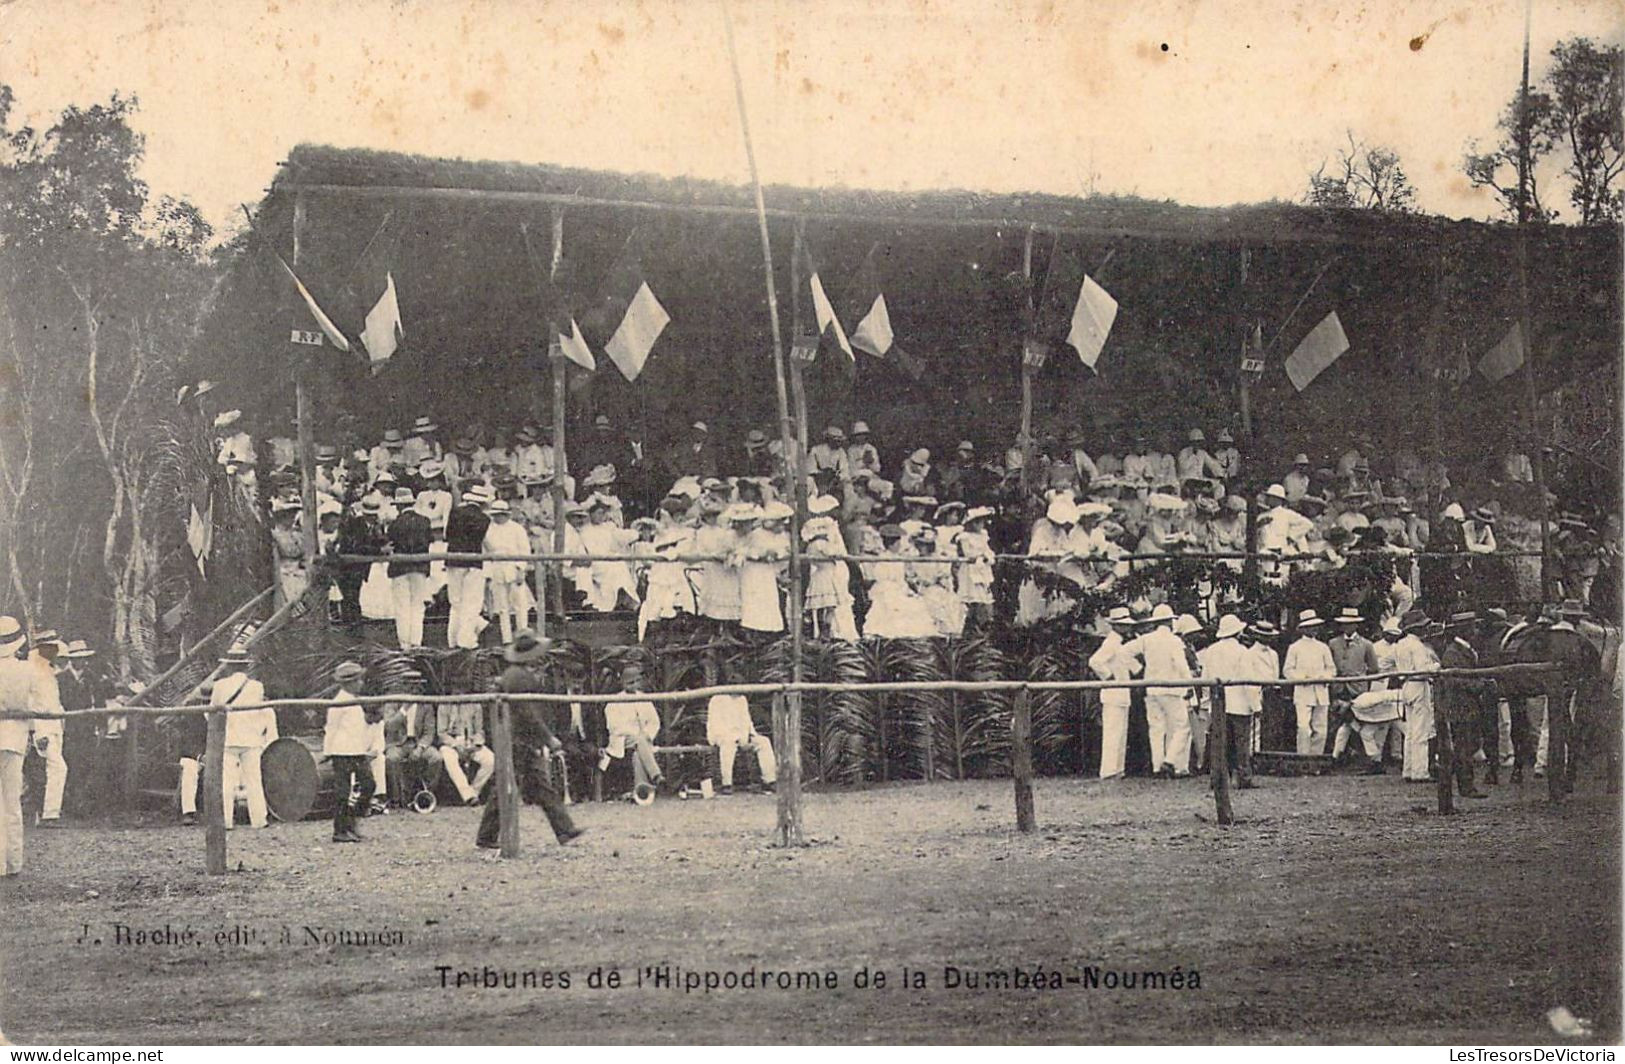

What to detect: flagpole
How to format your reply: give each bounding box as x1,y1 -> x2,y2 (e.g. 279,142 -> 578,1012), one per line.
547,208 -> 570,627
291,190 -> 322,616
723,0 -> 804,847
1515,0 -> 1553,600
1019,226 -> 1036,501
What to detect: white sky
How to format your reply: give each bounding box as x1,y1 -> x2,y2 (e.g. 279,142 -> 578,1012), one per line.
1,0 -> 1621,232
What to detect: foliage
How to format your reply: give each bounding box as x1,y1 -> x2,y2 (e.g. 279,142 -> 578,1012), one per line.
1464,36 -> 1624,225
1307,131 -> 1419,213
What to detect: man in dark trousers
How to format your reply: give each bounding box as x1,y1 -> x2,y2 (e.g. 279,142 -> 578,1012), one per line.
1432,611 -> 1492,800
476,630 -> 586,851
334,496 -> 387,627
1543,599 -> 1599,803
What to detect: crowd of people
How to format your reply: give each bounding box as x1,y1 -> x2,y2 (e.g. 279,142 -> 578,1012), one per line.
221,411 -> 1616,647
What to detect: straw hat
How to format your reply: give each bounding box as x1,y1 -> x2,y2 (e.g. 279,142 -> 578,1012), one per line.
504,630 -> 552,664
332,661 -> 366,685
1296,608 -> 1324,628
1334,607 -> 1364,625
1046,496 -> 1079,524
411,416 -> 438,434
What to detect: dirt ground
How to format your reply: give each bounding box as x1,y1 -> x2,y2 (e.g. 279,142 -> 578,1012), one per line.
1,769 -> 1618,1045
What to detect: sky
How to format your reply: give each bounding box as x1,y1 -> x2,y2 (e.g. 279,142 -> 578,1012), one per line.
0,0 -> 1621,235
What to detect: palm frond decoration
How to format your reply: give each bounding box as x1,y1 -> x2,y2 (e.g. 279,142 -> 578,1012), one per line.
1027,636 -> 1092,777
758,637 -> 873,785
923,636 -> 1013,779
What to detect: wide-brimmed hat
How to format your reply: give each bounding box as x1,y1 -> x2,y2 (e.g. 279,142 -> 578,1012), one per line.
630,516 -> 660,533
314,444 -> 338,462
1148,493 -> 1185,512
809,494 -> 840,516
902,494 -> 938,508
1188,428 -> 1206,443
1559,599 -> 1587,618
488,499 -> 511,514
908,448 -> 931,464
513,428 -> 536,445
411,416 -> 437,434
391,486 -> 415,504
65,639 -> 95,658
760,501 -> 794,522
1440,502 -> 1466,521
1400,609 -> 1431,633
1381,617 -> 1402,636
1149,603 -> 1176,623
1263,483 -> 1287,502
744,429 -> 768,449
1173,614 -> 1203,636
877,523 -> 904,539
1297,608 -> 1324,628
1225,495 -> 1247,512
691,420 -> 708,434
359,494 -> 383,514
1445,611 -> 1479,629
332,661 -> 366,685
934,500 -> 966,522
381,429 -> 404,446
724,504 -> 761,524
824,425 -> 846,441
219,646 -> 252,665
1248,619 -> 1279,637
1293,453 -> 1310,466
1334,607 -> 1363,625
652,528 -> 690,550
583,464 -> 618,487
1215,614 -> 1246,639
504,629 -> 552,664
964,506 -> 995,524
419,459 -> 445,479
1471,506 -> 1496,524
1107,606 -> 1134,626
0,616 -> 22,646
1046,496 -> 1079,524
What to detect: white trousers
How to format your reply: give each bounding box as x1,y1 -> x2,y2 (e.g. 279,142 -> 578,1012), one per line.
717,735 -> 777,787
0,750 -> 23,875
370,753 -> 387,797
1356,720 -> 1398,759
391,572 -> 428,647
1295,699 -> 1328,756
488,578 -> 523,643
440,745 -> 494,802
221,745 -> 268,829
1402,696 -> 1434,781
1099,698 -> 1129,778
444,568 -> 487,649
179,757 -> 201,814
1146,694 -> 1191,775
34,732 -> 67,820
1497,702 -> 1515,766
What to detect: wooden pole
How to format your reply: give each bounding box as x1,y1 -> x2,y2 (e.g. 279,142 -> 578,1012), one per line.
1011,689 -> 1035,832
203,708 -> 227,874
1019,227 -> 1036,500
1436,715 -> 1456,815
548,207 -> 569,628
1208,692 -> 1234,826
491,694 -> 521,856
291,190 -> 321,611
723,0 -> 802,846
1514,0 -> 1553,600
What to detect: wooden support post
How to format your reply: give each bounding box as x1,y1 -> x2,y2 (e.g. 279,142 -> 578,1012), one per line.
1012,690 -> 1035,833
291,190 -> 321,612
1208,692 -> 1235,826
548,207 -> 569,628
491,695 -> 521,856
1436,714 -> 1456,815
1019,226 -> 1036,500
772,692 -> 801,842
203,708 -> 227,874
120,715 -> 141,808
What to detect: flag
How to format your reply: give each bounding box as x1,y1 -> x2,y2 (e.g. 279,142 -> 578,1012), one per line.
795,234 -> 853,362
600,231 -> 669,382
848,243 -> 894,358
1284,310 -> 1350,392
346,212 -> 405,374
1477,324 -> 1525,382
556,317 -> 596,372
1065,274 -> 1118,369
274,253 -> 351,353
186,479 -> 213,576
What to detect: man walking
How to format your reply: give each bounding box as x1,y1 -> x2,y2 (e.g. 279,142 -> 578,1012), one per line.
323,661 -> 376,843
477,631 -> 585,851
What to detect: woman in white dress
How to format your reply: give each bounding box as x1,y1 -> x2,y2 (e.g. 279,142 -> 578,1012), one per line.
737,502 -> 791,634
637,524 -> 697,640
956,507 -> 996,628
863,525 -> 935,639
693,502 -> 746,623
910,526 -> 965,637
359,491 -> 397,621
1015,495 -> 1089,627
802,495 -> 858,641
579,495 -> 640,612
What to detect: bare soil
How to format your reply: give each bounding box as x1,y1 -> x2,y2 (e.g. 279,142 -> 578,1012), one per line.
1,771 -> 1618,1045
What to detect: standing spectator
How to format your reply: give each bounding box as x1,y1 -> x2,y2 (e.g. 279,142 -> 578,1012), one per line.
482,500 -> 534,641
1431,613 -> 1491,799
387,488 -> 433,649
1197,614 -> 1264,789
402,416 -> 442,469
1088,607 -> 1141,780
808,426 -> 852,486
0,618 -> 38,874
323,661 -> 376,843
1212,429 -> 1241,480
336,495 -> 388,627
1283,609 -> 1335,755
1327,608 -> 1381,765
1125,604 -> 1194,779
444,488 -> 492,648
662,421 -> 717,482
213,650 -> 276,831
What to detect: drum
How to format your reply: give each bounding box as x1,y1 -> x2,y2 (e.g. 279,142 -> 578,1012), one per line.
259,735 -> 337,823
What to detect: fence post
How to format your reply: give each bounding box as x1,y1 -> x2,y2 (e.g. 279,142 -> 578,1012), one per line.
1435,711 -> 1456,815
773,692 -> 804,846
1012,689 -> 1036,833
491,695 -> 521,857
1209,687 -> 1235,826
203,709 -> 227,874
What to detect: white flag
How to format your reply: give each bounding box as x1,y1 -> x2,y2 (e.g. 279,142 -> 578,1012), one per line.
809,273 -> 854,360
1284,311 -> 1350,392
605,281 -> 670,382
558,317 -> 596,372
1065,274 -> 1118,368
360,271 -> 403,372
1476,324 -> 1525,382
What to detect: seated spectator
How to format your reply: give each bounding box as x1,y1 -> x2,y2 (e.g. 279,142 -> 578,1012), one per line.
600,663 -> 664,792
706,663 -> 777,795
846,422 -> 881,478
383,702 -> 443,808
436,701 -> 494,805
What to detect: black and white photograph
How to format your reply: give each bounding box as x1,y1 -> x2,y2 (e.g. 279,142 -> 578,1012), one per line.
0,0 -> 1620,1048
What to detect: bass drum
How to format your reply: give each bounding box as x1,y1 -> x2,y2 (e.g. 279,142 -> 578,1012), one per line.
259,735 -> 339,823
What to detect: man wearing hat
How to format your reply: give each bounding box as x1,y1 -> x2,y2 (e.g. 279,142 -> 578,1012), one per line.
334,494 -> 389,627
444,487 -> 492,649
846,422 -> 881,479
19,633 -> 70,827
323,662 -> 378,843
578,413 -> 638,486
661,421 -> 718,485
483,499 -> 535,642
1125,604 -> 1195,779
213,650 -> 277,830
1196,614 -> 1267,788
1088,607 -> 1141,780
0,617 -> 44,872
1393,610 -> 1438,782
476,631 -> 584,850
1283,610 -> 1336,756
601,662 -> 665,796
741,428 -> 776,479
369,428 -> 405,483
1177,429 -> 1222,485
1464,506 -> 1498,555
1431,613 -> 1492,799
1283,454 -> 1312,503
1211,429 -> 1240,480
807,426 -> 852,487
938,440 -> 992,507
387,487 -> 433,649
1326,608 -> 1380,763
402,416 -> 442,469
1542,600 -> 1598,802
511,427 -> 550,488
1246,620 -> 1284,752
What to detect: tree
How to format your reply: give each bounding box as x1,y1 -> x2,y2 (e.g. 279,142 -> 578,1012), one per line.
1543,37 -> 1624,225
1307,131 -> 1419,212
0,87 -> 221,680
1463,36 -> 1623,225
